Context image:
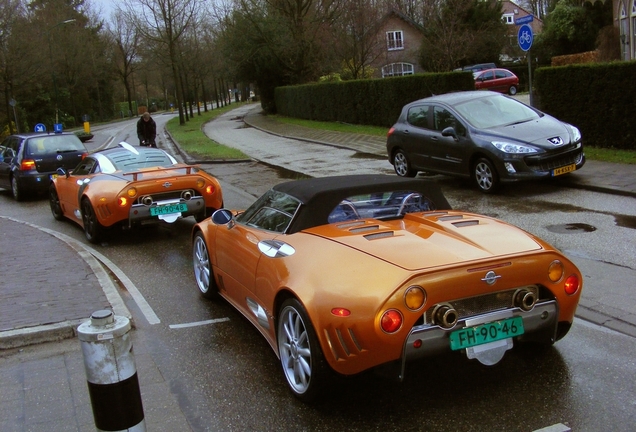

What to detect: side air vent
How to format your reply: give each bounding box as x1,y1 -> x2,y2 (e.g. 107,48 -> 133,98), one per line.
350,225 -> 380,234
438,215 -> 464,221
364,231 -> 394,240
452,220 -> 480,227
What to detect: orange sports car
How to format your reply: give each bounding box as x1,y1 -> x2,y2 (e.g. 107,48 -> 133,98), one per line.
50,142 -> 222,244
191,174 -> 582,402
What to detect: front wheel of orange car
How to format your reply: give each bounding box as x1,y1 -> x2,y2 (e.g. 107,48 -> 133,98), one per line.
81,198 -> 104,244
277,298 -> 330,402
193,232 -> 218,299
49,184 -> 64,221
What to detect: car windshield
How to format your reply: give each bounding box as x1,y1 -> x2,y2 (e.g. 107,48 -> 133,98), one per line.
237,189 -> 301,233
328,190 -> 434,223
26,135 -> 84,155
453,95 -> 540,129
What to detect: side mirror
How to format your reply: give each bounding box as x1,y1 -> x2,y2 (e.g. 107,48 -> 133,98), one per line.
57,167 -> 69,178
441,126 -> 458,140
211,209 -> 234,226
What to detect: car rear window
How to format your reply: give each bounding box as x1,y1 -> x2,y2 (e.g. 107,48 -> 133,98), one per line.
108,151 -> 176,171
26,135 -> 85,156
328,190 -> 435,223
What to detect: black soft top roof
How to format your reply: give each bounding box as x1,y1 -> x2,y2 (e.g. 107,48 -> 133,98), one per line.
274,174 -> 452,233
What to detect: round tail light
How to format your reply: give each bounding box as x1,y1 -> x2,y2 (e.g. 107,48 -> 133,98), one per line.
564,275 -> 580,295
381,310 -> 403,333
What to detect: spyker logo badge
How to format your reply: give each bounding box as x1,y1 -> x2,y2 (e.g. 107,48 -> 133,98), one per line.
162,182 -> 172,188
56,155 -> 63,161
482,270 -> 501,285
548,136 -> 564,146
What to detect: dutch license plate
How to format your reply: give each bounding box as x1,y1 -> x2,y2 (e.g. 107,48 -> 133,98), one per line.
449,316 -> 524,351
552,164 -> 576,176
150,203 -> 188,216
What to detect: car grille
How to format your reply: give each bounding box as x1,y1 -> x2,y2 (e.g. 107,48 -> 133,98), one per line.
424,285 -> 540,324
135,189 -> 198,205
525,146 -> 583,172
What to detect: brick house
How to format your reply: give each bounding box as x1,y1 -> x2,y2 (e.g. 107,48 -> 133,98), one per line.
614,0 -> 635,60
371,10 -> 425,78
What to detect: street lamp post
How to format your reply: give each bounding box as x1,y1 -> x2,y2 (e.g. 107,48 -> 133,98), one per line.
47,19 -> 76,127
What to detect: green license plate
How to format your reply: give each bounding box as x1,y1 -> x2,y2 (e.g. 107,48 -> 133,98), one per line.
150,203 -> 188,216
449,316 -> 524,351
552,163 -> 576,176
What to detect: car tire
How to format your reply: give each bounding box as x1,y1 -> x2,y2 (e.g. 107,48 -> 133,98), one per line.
11,176 -> 24,201
49,184 -> 64,221
473,157 -> 499,193
193,232 -> 218,299
393,149 -> 416,177
81,198 -> 104,244
277,298 -> 330,402
508,85 -> 518,95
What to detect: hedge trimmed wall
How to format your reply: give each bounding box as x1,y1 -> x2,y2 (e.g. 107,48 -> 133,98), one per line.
535,61 -> 636,150
275,72 -> 474,128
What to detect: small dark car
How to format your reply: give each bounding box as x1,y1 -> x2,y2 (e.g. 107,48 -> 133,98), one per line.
0,132 -> 88,201
386,91 -> 585,193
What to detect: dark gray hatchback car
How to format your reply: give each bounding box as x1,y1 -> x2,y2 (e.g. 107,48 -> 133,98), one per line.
386,91 -> 585,193
0,132 -> 88,201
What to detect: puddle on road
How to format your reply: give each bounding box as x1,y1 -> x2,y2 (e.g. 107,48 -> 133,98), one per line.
351,152 -> 387,160
546,223 -> 597,234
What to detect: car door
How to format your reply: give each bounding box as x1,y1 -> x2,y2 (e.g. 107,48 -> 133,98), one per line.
475,70 -> 495,90
55,157 -> 97,219
398,104 -> 437,170
429,105 -> 471,175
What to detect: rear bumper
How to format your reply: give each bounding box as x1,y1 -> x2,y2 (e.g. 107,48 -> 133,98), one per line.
14,172 -> 53,193
399,300 -> 558,379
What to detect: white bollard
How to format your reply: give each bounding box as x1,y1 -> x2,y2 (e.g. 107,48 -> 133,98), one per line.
78,310 -> 145,431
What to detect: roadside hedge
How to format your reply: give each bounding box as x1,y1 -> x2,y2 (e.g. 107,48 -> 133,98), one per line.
274,72 -> 475,128
535,61 -> 636,150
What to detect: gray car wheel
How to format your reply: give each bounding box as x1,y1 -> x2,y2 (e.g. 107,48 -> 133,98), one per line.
277,298 -> 329,402
193,232 -> 217,299
11,176 -> 23,201
509,85 -> 518,95
393,150 -> 416,177
473,157 -> 499,193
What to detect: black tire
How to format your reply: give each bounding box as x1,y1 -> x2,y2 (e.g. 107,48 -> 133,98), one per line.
472,157 -> 499,193
277,298 -> 330,402
192,232 -> 218,299
49,184 -> 64,221
11,176 -> 24,201
81,198 -> 104,244
392,149 -> 416,177
508,85 -> 518,95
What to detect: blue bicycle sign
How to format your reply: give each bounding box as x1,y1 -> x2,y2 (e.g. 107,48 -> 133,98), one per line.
518,24 -> 533,51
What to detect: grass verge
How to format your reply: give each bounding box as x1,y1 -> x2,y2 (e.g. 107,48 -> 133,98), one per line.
165,103 -> 250,160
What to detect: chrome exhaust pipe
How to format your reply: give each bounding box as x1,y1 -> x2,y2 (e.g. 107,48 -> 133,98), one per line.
433,304 -> 458,329
142,196 -> 153,206
181,190 -> 193,200
514,289 -> 537,311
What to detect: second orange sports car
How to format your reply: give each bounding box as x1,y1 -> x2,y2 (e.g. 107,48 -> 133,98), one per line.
50,142 -> 223,243
191,174 -> 582,402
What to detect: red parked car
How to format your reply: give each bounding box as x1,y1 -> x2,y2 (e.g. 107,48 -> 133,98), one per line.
474,68 -> 519,95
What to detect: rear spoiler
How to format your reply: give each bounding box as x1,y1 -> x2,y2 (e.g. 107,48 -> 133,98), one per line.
123,165 -> 199,181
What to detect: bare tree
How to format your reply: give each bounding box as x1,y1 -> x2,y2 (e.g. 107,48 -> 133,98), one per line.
108,10 -> 141,117
0,0 -> 28,133
126,0 -> 200,125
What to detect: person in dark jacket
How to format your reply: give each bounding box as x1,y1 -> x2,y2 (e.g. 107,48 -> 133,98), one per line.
137,112 -> 157,147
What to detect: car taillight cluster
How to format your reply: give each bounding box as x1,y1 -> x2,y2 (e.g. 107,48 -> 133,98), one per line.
20,159 -> 36,171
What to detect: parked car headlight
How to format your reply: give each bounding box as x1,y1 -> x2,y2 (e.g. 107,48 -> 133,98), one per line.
491,141 -> 538,154
568,125 -> 581,143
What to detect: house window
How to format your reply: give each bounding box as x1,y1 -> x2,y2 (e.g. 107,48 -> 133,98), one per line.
382,63 -> 414,78
386,31 -> 404,51
502,14 -> 514,25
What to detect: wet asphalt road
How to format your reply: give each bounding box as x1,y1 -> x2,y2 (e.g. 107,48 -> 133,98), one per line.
1,112 -> 635,431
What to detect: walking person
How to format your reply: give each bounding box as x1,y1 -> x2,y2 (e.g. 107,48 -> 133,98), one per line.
137,112 -> 157,147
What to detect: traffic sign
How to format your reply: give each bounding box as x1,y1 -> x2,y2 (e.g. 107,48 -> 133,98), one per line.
34,123 -> 46,132
515,15 -> 534,26
518,24 -> 533,52
54,123 -> 64,133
